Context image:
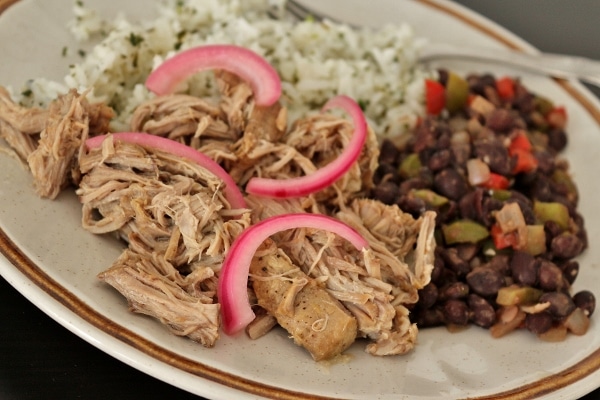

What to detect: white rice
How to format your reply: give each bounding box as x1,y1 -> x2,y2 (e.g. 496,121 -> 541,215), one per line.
15,0 -> 431,136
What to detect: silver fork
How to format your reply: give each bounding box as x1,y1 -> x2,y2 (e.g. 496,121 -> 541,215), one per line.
274,0 -> 600,88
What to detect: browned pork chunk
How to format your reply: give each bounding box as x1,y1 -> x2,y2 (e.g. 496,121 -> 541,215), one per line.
250,243 -> 358,361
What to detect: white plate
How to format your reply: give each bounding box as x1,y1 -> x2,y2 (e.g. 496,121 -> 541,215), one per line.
1,0 -> 600,399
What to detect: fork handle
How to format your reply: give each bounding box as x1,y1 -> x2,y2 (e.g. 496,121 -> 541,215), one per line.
420,43 -> 600,88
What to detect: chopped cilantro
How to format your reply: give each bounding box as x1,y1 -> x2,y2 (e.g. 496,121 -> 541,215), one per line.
129,32 -> 144,46
62,46 -> 68,57
21,89 -> 32,97
78,49 -> 86,57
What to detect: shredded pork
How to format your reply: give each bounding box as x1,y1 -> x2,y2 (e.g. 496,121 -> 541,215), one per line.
246,195 -> 435,356
76,135 -> 250,346
0,75 -> 435,358
0,87 -> 113,198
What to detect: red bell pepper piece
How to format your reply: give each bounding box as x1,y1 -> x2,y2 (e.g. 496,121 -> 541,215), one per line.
481,172 -> 510,190
511,148 -> 538,174
546,106 -> 568,129
425,79 -> 445,115
496,77 -> 516,100
490,224 -> 518,250
509,130 -> 532,153
508,130 -> 538,174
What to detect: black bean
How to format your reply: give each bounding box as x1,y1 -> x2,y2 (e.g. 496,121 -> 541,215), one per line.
458,189 -> 484,222
415,307 -> 445,327
433,168 -> 470,201
441,282 -> 470,300
528,174 -> 555,202
547,128 -> 568,152
466,75 -> 484,95
430,253 -> 445,283
525,312 -> 553,334
435,200 -> 459,225
372,181 -> 399,205
512,83 -> 536,114
418,283 -> 439,309
511,251 -> 538,286
573,291 -> 595,317
374,163 -> 399,184
474,138 -> 515,176
435,267 -> 458,287
489,254 -> 511,276
440,247 -> 470,276
468,294 -> 496,328
443,299 -> 470,325
560,260 -> 579,285
437,69 -> 449,86
539,291 -> 576,319
455,243 -> 479,262
537,260 -> 565,291
534,150 -> 555,175
486,108 -> 515,132
434,130 -> 452,151
551,233 -> 584,259
544,220 -> 563,248
480,196 -> 504,226
466,267 -> 505,297
413,119 -> 439,153
398,176 -> 430,195
396,195 -> 426,217
428,149 -> 452,172
379,139 -> 400,165
481,74 -> 499,88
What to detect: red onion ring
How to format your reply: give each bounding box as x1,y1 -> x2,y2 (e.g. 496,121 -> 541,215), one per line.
145,44 -> 282,106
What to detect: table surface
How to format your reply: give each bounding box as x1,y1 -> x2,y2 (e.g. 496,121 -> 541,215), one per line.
1,1 -> 599,399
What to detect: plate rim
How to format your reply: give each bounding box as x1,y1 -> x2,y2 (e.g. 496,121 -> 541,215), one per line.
0,0 -> 599,399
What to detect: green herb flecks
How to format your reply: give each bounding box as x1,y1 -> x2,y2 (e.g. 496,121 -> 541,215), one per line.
129,32 -> 144,47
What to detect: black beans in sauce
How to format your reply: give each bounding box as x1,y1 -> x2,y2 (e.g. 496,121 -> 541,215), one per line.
371,71 -> 594,339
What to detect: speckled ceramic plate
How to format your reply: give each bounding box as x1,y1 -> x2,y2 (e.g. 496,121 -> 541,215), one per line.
1,0 -> 599,399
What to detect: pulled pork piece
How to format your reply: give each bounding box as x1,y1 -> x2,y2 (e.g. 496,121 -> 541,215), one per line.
130,70 -> 286,170
231,112 -> 379,208
250,243 -> 357,361
0,86 -> 48,134
246,196 -> 436,357
0,119 -> 37,162
99,248 -> 220,347
0,87 -> 114,198
27,90 -> 92,198
336,199 -> 436,302
0,86 -> 47,162
129,93 -> 236,163
78,135 -> 250,344
77,135 -> 250,263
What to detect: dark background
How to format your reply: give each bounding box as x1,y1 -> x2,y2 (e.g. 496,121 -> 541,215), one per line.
1,1 -> 599,399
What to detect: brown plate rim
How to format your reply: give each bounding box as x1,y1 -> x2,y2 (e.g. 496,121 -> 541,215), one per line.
0,0 -> 599,399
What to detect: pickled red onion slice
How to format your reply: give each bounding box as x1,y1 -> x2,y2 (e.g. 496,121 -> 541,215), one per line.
218,213 -> 369,335
85,132 -> 247,209
145,44 -> 281,106
245,95 -> 367,198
